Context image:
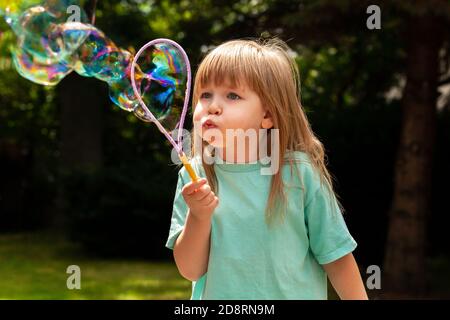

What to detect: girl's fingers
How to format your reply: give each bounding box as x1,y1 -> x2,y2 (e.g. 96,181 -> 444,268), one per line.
192,185 -> 212,201
183,178 -> 207,195
181,179 -> 218,212
206,196 -> 219,209
200,192 -> 215,205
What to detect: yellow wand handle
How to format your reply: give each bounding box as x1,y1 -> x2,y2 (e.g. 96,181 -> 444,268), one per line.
179,152 -> 198,182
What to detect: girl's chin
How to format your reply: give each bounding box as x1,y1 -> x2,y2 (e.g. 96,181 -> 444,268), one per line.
203,135 -> 224,148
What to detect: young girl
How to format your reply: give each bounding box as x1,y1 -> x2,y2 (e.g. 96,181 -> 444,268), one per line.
166,37 -> 368,300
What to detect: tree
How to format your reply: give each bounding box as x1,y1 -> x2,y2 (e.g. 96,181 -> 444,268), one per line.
383,12 -> 447,295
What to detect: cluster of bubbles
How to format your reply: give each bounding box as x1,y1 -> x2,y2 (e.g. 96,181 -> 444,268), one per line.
0,0 -> 187,128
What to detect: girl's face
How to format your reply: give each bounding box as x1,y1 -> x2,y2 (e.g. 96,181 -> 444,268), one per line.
193,80 -> 273,161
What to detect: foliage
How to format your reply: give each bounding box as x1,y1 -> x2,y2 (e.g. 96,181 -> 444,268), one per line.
62,157 -> 179,260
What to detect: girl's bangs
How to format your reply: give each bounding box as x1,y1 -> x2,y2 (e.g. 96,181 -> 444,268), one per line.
194,47 -> 258,96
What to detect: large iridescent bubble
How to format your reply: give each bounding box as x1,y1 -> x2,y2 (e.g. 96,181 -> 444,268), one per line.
0,0 -> 188,130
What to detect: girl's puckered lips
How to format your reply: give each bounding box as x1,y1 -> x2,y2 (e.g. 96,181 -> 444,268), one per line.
202,119 -> 218,129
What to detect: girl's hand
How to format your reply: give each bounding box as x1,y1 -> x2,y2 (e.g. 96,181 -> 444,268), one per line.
181,178 -> 219,221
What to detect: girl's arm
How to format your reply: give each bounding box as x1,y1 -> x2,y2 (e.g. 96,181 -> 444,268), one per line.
173,209 -> 212,281
322,253 -> 369,300
173,178 -> 218,281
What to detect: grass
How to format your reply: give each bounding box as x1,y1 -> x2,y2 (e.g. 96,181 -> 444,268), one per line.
0,232 -> 191,299
1,232 -> 449,300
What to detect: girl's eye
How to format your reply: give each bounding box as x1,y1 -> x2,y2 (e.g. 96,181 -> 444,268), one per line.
200,92 -> 212,99
227,92 -> 241,100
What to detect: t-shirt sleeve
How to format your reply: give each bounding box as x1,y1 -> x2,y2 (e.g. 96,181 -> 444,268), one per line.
165,169 -> 189,250
304,182 -> 357,265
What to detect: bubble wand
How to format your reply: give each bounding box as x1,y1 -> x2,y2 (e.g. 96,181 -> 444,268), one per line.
131,38 -> 198,182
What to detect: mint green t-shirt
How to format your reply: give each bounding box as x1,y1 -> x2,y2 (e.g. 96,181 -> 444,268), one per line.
165,151 -> 357,300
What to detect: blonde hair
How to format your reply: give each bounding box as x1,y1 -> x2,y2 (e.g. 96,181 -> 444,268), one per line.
188,37 -> 343,225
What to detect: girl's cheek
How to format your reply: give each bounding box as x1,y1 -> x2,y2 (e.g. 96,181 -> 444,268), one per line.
192,108 -> 202,122
193,113 -> 200,122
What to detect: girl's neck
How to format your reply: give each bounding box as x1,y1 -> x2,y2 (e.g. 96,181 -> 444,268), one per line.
216,145 -> 260,164
214,129 -> 272,164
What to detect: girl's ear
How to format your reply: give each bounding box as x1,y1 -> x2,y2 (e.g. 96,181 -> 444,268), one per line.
261,110 -> 274,129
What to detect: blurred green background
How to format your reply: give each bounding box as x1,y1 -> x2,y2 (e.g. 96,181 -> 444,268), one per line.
1,0 -> 450,299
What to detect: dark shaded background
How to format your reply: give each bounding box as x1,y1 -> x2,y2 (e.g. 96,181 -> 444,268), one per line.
1,0 -> 449,298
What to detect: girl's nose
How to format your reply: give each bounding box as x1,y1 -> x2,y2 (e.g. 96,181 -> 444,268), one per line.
208,101 -> 221,115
